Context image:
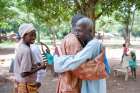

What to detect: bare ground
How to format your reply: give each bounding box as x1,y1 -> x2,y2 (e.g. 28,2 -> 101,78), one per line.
0,48 -> 140,93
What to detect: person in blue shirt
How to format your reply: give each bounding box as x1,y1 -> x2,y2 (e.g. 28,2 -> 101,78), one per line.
54,17 -> 110,93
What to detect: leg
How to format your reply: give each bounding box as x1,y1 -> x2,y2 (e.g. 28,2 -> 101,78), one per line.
130,67 -> 134,78
134,68 -> 136,79
121,54 -> 124,64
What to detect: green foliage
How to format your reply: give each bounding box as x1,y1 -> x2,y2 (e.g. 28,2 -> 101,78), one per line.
0,40 -> 15,47
0,22 -> 12,30
131,24 -> 140,37
0,0 -> 17,22
72,0 -> 124,19
1,0 -> 140,41
55,22 -> 70,39
113,0 -> 140,25
132,30 -> 140,37
24,0 -> 73,26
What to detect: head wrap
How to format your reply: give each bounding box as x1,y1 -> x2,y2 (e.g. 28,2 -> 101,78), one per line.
18,23 -> 36,38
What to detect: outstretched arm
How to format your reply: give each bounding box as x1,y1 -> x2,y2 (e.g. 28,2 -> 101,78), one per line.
54,39 -> 104,73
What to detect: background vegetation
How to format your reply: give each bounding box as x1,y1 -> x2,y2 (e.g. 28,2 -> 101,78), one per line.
0,0 -> 140,44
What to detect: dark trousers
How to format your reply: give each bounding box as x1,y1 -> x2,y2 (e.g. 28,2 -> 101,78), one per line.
130,67 -> 136,79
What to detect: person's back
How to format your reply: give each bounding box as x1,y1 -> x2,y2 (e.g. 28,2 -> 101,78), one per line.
57,33 -> 82,93
54,38 -> 107,93
55,17 -> 108,93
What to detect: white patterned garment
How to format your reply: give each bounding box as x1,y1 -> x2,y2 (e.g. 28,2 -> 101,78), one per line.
31,44 -> 47,93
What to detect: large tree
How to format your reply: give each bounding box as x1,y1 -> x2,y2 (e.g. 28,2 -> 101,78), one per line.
73,0 -> 122,35
23,0 -> 125,37
2,0 -> 140,42
0,0 -> 17,22
0,0 -> 17,42
114,0 -> 140,44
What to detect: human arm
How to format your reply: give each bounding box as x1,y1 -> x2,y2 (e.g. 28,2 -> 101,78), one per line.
20,49 -> 46,77
54,39 -> 103,73
21,63 -> 46,77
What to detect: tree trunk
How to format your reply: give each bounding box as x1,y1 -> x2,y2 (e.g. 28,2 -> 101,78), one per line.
49,27 -> 56,46
75,0 -> 99,37
125,24 -> 130,44
52,30 -> 56,46
37,28 -> 40,43
0,34 -> 1,43
92,20 -> 96,37
87,5 -> 96,37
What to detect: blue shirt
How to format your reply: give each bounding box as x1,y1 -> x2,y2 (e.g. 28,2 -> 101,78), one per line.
54,39 -> 109,93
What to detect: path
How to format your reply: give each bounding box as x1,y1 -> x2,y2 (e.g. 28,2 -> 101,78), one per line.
0,47 -> 140,93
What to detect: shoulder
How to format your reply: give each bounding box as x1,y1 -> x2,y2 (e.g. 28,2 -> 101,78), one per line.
88,39 -> 103,46
17,43 -> 30,54
63,33 -> 78,41
62,33 -> 81,45
87,39 -> 105,52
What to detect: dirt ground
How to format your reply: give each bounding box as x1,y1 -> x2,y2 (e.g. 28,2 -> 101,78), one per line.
0,48 -> 140,93
107,69 -> 140,93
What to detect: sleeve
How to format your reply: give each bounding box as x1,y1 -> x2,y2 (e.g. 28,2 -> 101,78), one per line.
20,49 -> 32,73
54,40 -> 100,73
31,45 -> 43,63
